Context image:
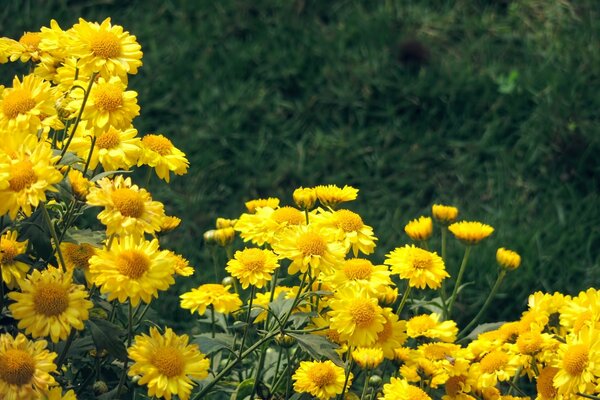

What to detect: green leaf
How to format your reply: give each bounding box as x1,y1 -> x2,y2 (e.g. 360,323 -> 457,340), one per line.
463,321 -> 506,341
86,318 -> 128,361
62,228 -> 106,246
193,333 -> 234,355
91,169 -> 132,182
19,208 -> 53,261
230,378 -> 255,400
287,332 -> 342,366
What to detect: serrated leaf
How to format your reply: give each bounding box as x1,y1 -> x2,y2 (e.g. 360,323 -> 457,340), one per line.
287,332 -> 342,366
193,333 -> 234,355
87,318 -> 127,361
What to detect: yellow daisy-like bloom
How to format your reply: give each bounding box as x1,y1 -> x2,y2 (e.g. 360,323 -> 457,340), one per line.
352,347 -> 384,369
70,17 -> 143,78
325,258 -> 393,297
0,135 -> 62,219
45,386 -> 78,400
128,327 -> 209,400
293,186 -> 317,210
235,205 -> 305,246
8,266 -> 92,343
448,221 -> 494,245
471,349 -> 519,388
0,333 -> 57,400
552,327 -> 600,396
328,287 -> 386,347
6,31 -> 42,62
59,241 -> 98,284
272,224 -> 345,275
204,227 -> 236,247
406,313 -> 458,343
67,169 -> 93,200
165,251 -> 194,277
0,230 -> 30,289
226,247 -> 279,289
292,360 -> 349,400
496,247 -> 521,270
245,197 -> 280,213
216,217 -> 237,229
314,184 -> 358,208
89,236 -> 175,306
69,125 -> 141,172
536,366 -> 559,400
443,375 -> 473,400
374,307 -> 407,359
324,208 -> 377,256
137,134 -> 189,183
432,204 -> 459,224
69,76 -> 140,135
379,377 -> 432,400
405,216 -> 433,241
160,215 -> 181,233
86,175 -> 165,237
385,245 -> 449,290
559,288 -> 600,334
180,283 -> 242,316
0,74 -> 57,136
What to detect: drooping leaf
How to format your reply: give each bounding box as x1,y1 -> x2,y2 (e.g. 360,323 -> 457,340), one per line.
463,321 -> 506,341
230,378 -> 255,400
86,318 -> 127,361
193,333 -> 234,355
287,332 -> 342,366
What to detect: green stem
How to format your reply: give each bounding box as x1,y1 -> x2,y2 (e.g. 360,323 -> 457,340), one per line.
447,245 -> 472,319
116,301 -> 134,397
270,348 -> 284,389
55,329 -> 76,369
238,286 -> 256,360
395,285 -> 412,316
360,369 -> 373,400
459,269 -> 507,338
41,204 -> 66,270
507,366 -> 522,396
577,393 -> 600,400
59,73 -> 96,161
338,356 -> 354,400
249,341 -> 268,400
210,305 -> 216,339
506,378 -> 527,397
82,136 -> 97,176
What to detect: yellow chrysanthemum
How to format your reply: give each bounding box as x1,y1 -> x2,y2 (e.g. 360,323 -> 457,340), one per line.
405,216 -> 433,241
292,360 -> 349,400
314,184 -> 358,208
70,17 -> 143,78
406,313 -> 458,343
352,347 -> 384,369
38,19 -> 71,62
379,377 -> 432,400
137,134 -> 189,183
374,307 -> 408,360
234,205 -> 305,246
226,247 -> 279,289
45,386 -> 78,400
471,349 -> 519,388
59,241 -> 98,283
216,217 -> 237,229
0,74 -> 58,136
67,169 -> 93,200
204,227 -> 236,246
68,125 -> 141,172
325,258 -> 393,296
0,135 -> 62,219
8,266 -> 92,343
6,31 -> 42,62
293,186 -> 317,210
536,366 -> 559,400
328,287 -> 386,347
443,375 -> 473,400
385,244 -> 449,289
0,230 -> 30,289
448,221 -> 494,245
272,224 -> 345,275
252,286 -> 305,323
180,283 -> 242,316
128,327 -> 209,400
559,288 -> 600,334
432,204 -> 459,224
165,251 -> 194,277
245,197 -> 280,213
89,236 -> 175,306
317,208 -> 377,256
160,215 -> 182,233
552,327 -> 600,396
496,247 -> 521,270
86,175 -> 165,237
0,333 -> 57,400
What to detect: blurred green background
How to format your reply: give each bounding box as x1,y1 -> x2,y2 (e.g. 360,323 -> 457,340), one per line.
2,0 -> 598,327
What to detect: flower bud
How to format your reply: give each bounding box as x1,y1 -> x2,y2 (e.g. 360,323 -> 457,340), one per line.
496,247 -> 521,270
293,187 -> 317,210
432,204 -> 459,225
404,216 -> 433,241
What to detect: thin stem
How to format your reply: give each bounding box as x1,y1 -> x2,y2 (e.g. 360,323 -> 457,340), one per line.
360,369 -> 373,400
459,269 -> 507,338
249,341 -> 268,400
116,302 -> 134,397
395,285 -> 412,316
238,286 -> 256,360
59,73 -> 96,161
447,245 -> 472,319
41,204 -> 66,270
82,136 -> 97,176
577,393 -> 600,400
338,356 -> 354,400
210,305 -> 216,339
507,366 -> 522,396
55,329 -> 77,369
270,348 -> 284,388
506,378 -> 527,397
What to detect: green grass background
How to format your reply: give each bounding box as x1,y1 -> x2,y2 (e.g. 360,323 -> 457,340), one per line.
2,0 -> 598,327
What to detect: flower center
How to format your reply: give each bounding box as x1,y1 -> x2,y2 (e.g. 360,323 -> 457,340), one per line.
350,299 -> 377,328
9,160 -> 37,192
96,128 -> 121,149
297,232 -> 326,257
445,376 -> 466,396
239,248 -> 266,272
142,134 -> 173,156
479,351 -> 509,374
93,83 -> 123,112
111,188 -> 145,218
64,243 -> 96,270
3,89 -> 36,119
336,209 -> 363,232
33,283 -> 69,317
0,349 -> 36,386
19,32 -> 41,49
152,347 -> 184,378
422,343 -> 453,360
342,259 -> 373,280
272,206 -> 304,225
412,251 -> 433,270
1,241 -> 19,264
90,31 -> 121,58
516,331 -> 543,354
307,363 -> 336,388
536,367 -> 558,398
117,250 -> 150,279
563,343 -> 589,376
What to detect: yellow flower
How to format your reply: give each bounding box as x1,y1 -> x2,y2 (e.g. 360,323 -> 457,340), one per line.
496,247 -> 521,270
552,327 -> 600,396
226,247 -> 279,289
448,221 -> 494,244
138,134 -> 189,182
559,288 -> 600,334
272,224 -> 345,275
470,349 -> 519,388
67,169 -> 93,200
385,245 -> 449,289
406,313 -> 458,343
165,251 -> 194,277
245,197 -> 280,213
405,216 -> 433,241
352,347 -> 384,369
235,205 -> 305,246
89,236 -> 175,306
59,241 -> 98,284
45,386 -> 78,400
160,215 -> 181,233
86,175 -> 165,237
328,287 -> 386,347
8,266 -> 92,343
70,17 -> 143,78
215,217 -> 237,228
128,327 -> 209,400
325,258 -> 393,297
374,307 -> 407,360
204,227 -> 236,246
0,74 -> 58,136
0,230 -> 30,289
0,333 -> 57,399
314,184 -> 358,208
0,135 -> 62,219
432,204 -> 459,224
180,283 -> 242,316
292,360 -> 349,400
379,377 -> 432,400
535,366 -> 559,400
6,31 -> 42,62
252,286 -> 305,323
293,186 -> 317,210
318,208 -> 377,256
